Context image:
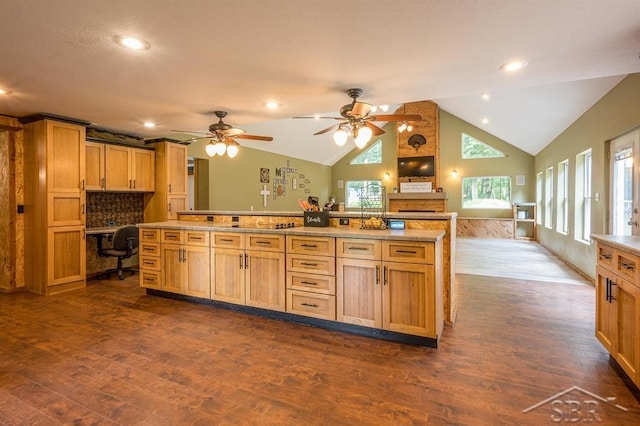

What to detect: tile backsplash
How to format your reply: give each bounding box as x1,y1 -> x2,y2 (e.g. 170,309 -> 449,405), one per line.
87,192 -> 144,228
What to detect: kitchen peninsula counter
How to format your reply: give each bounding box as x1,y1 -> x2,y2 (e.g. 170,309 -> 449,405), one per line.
137,219 -> 447,347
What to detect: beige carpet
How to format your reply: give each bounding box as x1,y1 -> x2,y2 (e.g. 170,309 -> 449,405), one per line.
455,237 -> 588,285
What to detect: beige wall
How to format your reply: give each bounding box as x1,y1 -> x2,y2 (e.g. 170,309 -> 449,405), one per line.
439,110 -> 535,217
535,73 -> 640,278
187,139 -> 331,211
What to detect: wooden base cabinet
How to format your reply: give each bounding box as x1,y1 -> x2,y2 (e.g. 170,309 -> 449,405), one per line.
337,238 -> 443,338
595,241 -> 640,386
163,229 -> 210,298
211,233 -> 285,311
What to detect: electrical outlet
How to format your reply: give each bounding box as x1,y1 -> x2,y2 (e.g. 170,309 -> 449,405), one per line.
339,218 -> 349,225
207,216 -> 214,222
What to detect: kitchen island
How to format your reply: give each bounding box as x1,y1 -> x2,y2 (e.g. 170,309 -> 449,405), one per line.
138,218 -> 447,347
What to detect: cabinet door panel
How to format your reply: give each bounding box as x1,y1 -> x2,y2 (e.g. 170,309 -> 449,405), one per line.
132,149 -> 155,192
85,142 -> 105,190
167,144 -> 187,194
47,121 -> 85,193
168,195 -> 187,220
595,265 -> 616,352
211,248 -> 245,304
336,258 -> 381,328
384,262 -> 434,337
245,251 -> 285,311
105,145 -> 132,191
47,193 -> 85,226
47,225 -> 86,287
162,244 -> 184,294
185,246 -> 210,298
615,278 -> 639,382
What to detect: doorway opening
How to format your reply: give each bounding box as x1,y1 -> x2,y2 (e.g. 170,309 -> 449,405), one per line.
187,157 -> 210,210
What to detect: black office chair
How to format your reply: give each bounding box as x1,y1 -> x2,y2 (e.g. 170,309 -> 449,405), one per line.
97,225 -> 139,280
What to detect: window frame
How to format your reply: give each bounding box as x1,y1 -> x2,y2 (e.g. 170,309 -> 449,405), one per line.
574,149 -> 592,244
536,171 -> 543,225
545,167 -> 554,229
345,179 -> 383,208
556,159 -> 569,235
461,175 -> 512,209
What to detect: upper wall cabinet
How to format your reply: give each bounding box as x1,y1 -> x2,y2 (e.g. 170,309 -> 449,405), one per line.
144,139 -> 188,222
85,142 -> 155,192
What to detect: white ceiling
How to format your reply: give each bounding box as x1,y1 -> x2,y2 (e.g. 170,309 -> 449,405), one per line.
0,1 -> 638,164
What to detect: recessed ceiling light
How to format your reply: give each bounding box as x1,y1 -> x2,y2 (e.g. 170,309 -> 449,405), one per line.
0,88 -> 13,95
114,35 -> 150,50
500,60 -> 528,72
143,121 -> 156,128
379,105 -> 389,112
314,114 -> 321,119
481,93 -> 490,100
266,101 -> 279,109
482,118 -> 489,124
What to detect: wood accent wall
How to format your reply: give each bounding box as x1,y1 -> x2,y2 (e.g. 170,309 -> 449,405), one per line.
457,218 -> 514,239
0,116 -> 24,292
396,100 -> 440,188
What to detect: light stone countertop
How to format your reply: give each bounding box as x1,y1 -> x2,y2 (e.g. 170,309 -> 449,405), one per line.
138,220 -> 446,242
177,210 -> 457,220
591,234 -> 640,257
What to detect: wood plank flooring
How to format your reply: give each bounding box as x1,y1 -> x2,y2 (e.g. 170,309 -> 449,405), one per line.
1,272 -> 639,424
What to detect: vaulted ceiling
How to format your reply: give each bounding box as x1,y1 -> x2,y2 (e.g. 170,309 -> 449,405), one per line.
0,1 -> 638,164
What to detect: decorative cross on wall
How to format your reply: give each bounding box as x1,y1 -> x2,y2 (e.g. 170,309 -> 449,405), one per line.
260,185 -> 271,207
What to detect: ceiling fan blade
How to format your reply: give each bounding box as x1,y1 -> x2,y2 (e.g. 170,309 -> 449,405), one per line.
234,134 -> 273,141
367,114 -> 424,122
364,121 -> 386,136
350,101 -> 373,117
224,127 -> 246,137
313,123 -> 341,135
292,116 -> 343,120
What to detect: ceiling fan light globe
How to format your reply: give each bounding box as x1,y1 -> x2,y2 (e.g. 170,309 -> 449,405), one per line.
354,126 -> 372,148
333,128 -> 348,146
215,141 -> 227,156
398,123 -> 407,132
205,142 -> 217,157
226,144 -> 239,158
407,124 -> 413,132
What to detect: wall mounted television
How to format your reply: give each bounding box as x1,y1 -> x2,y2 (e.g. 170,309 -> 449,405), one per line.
397,156 -> 435,178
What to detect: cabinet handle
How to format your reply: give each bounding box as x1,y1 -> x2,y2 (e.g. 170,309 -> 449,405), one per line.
81,203 -> 85,215
609,279 -> 617,302
168,183 -> 172,193
239,253 -> 243,269
129,179 -> 132,189
255,241 -> 271,245
301,303 -> 319,308
168,203 -> 172,212
245,253 -> 248,268
383,266 -> 388,285
349,246 -> 368,251
82,229 -> 86,240
599,254 -> 612,260
81,179 -> 85,190
301,281 -> 317,286
375,265 -> 380,285
143,276 -> 155,283
396,249 -> 417,254
133,179 -> 136,189
220,238 -> 234,243
301,262 -> 318,267
301,244 -> 317,248
182,248 -> 187,263
101,177 -> 106,189
620,262 -> 635,271
178,249 -> 183,263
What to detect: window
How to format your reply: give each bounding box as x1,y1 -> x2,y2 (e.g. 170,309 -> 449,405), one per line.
461,176 -> 511,209
345,180 -> 383,208
461,133 -> 505,159
536,172 -> 543,225
544,167 -> 554,229
349,139 -> 382,164
556,160 -> 569,234
575,149 -> 592,243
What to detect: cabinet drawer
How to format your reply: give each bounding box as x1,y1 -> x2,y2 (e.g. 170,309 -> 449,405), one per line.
140,270 -> 162,289
161,229 -> 183,244
287,236 -> 335,256
287,271 -> 335,295
286,290 -> 336,321
247,234 -> 285,252
139,255 -> 160,271
185,230 -> 209,246
140,228 -> 160,242
616,251 -> 640,283
211,232 -> 244,249
383,241 -> 434,264
597,244 -> 614,269
139,242 -> 160,257
337,238 -> 381,260
287,253 -> 335,275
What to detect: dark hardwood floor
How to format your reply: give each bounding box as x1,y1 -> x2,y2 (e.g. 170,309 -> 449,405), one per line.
1,272 -> 639,424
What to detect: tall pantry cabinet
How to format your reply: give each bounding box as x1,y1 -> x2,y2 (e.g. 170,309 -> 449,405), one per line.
23,118 -> 87,295
144,139 -> 188,222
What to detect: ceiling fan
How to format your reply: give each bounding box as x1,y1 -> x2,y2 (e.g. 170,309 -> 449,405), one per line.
173,110 -> 273,158
294,88 -> 423,148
